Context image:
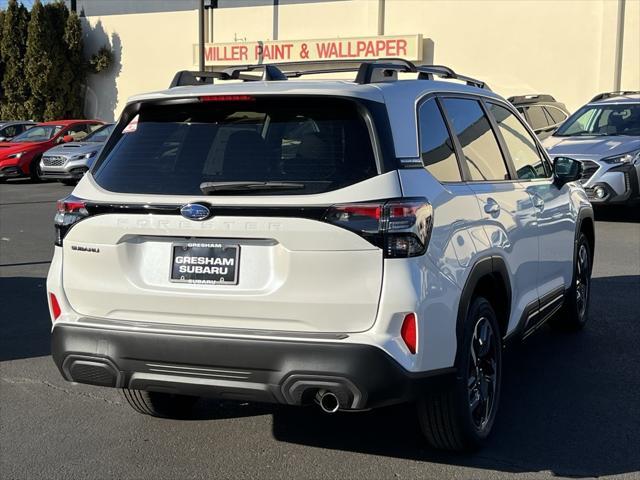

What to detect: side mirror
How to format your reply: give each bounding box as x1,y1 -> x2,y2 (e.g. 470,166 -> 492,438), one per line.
62,135 -> 74,143
553,156 -> 583,187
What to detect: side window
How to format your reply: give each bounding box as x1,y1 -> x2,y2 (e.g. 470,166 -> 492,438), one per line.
441,98 -> 509,181
488,103 -> 549,180
65,124 -> 90,141
88,123 -> 103,133
545,107 -> 567,125
418,98 -> 461,182
1,125 -> 18,138
526,106 -> 550,130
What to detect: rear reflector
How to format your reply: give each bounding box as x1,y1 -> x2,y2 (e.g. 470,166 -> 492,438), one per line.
49,293 -> 61,320
401,313 -> 417,354
200,95 -> 255,102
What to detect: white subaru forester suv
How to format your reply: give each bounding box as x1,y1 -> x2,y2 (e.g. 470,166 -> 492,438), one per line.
47,60 -> 594,451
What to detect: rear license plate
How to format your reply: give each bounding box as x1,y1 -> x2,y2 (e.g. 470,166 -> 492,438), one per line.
170,242 -> 240,285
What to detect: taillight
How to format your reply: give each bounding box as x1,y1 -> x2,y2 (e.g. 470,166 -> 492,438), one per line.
49,293 -> 61,321
324,198 -> 433,258
401,313 -> 417,354
55,195 -> 89,246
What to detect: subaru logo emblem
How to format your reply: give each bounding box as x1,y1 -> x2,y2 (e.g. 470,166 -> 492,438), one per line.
180,203 -> 211,221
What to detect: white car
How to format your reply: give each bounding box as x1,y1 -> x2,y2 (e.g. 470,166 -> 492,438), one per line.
47,60 -> 594,451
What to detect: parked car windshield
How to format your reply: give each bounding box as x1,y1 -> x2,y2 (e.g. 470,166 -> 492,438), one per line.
93,97 -> 378,195
83,123 -> 115,143
554,103 -> 640,137
11,125 -> 62,142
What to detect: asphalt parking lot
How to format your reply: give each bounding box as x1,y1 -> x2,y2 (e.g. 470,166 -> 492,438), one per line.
1,179 -> 639,480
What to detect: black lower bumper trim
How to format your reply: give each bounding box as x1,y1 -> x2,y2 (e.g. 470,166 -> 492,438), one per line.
51,324 -> 455,409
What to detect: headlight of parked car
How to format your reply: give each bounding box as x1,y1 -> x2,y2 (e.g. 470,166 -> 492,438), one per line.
7,151 -> 26,159
70,151 -> 98,161
602,149 -> 640,165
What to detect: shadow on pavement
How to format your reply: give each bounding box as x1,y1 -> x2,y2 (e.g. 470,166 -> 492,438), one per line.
594,205 -> 640,223
271,274 -> 640,478
0,277 -> 51,362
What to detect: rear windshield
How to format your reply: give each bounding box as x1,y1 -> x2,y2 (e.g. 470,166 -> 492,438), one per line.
93,97 -> 378,195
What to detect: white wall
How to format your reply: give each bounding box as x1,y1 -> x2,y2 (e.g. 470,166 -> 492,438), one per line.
82,0 -> 640,119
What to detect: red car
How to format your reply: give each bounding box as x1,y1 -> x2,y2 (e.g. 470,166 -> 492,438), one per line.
0,119 -> 104,181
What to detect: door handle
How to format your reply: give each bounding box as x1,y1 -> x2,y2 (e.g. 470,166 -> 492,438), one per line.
532,194 -> 545,211
484,198 -> 500,215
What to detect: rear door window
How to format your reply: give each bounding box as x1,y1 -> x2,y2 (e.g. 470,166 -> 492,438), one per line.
418,98 -> 461,182
525,106 -> 550,130
545,106 -> 567,124
441,98 -> 510,181
94,97 -> 378,195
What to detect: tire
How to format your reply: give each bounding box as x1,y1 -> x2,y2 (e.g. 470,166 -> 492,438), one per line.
121,388 -> 199,418
550,232 -> 592,331
29,157 -> 43,182
417,297 -> 502,451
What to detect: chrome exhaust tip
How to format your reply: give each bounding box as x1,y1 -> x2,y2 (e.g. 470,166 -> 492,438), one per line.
315,389 -> 340,413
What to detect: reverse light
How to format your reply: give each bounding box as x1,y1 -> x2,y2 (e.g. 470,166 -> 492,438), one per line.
401,313 -> 417,354
49,293 -> 61,321
324,198 -> 434,258
55,196 -> 89,246
200,95 -> 255,102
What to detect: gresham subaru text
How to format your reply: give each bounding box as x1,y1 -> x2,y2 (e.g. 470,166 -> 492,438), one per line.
47,60 -> 594,452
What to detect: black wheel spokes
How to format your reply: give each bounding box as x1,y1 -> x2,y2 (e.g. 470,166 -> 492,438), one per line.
468,317 -> 498,430
576,244 -> 590,319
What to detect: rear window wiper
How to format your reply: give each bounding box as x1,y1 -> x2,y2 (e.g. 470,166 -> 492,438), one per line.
200,181 -> 305,194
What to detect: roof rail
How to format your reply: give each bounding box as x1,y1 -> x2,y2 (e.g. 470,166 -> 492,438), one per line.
590,90 -> 640,102
169,65 -> 287,87
507,94 -> 556,104
169,58 -> 490,90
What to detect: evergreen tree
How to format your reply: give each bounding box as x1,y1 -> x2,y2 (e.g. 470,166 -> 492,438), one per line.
0,9 -> 5,107
0,0 -> 30,120
25,1 -> 72,121
63,9 -> 84,118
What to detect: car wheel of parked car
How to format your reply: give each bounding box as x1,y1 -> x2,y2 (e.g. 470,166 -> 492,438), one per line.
121,388 -> 199,418
550,232 -> 592,331
29,157 -> 43,182
417,296 -> 502,451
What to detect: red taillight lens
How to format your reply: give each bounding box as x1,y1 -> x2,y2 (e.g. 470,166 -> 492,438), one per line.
55,196 -> 89,246
49,293 -> 61,320
200,95 -> 255,102
324,198 -> 433,258
401,313 -> 417,354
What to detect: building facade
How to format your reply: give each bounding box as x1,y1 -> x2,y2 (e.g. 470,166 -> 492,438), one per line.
73,0 -> 640,121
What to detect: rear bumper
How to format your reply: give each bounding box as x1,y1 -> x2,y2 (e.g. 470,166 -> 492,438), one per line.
51,323 -> 455,410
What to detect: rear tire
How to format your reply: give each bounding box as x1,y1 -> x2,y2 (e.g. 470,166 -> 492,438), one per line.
29,157 -> 43,182
550,232 -> 592,331
417,297 -> 502,451
121,388 -> 199,418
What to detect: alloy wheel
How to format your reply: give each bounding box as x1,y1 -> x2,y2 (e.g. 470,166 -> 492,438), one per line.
575,243 -> 590,320
467,316 -> 498,431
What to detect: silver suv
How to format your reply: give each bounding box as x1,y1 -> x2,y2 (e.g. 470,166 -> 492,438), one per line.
40,124 -> 114,184
543,92 -> 640,206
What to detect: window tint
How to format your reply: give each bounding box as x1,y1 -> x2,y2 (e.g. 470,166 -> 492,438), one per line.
418,98 -> 460,182
489,103 -> 549,179
526,106 -> 549,130
441,98 -> 509,181
1,125 -> 18,137
545,106 -> 567,124
94,97 -> 377,195
12,125 -> 62,142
